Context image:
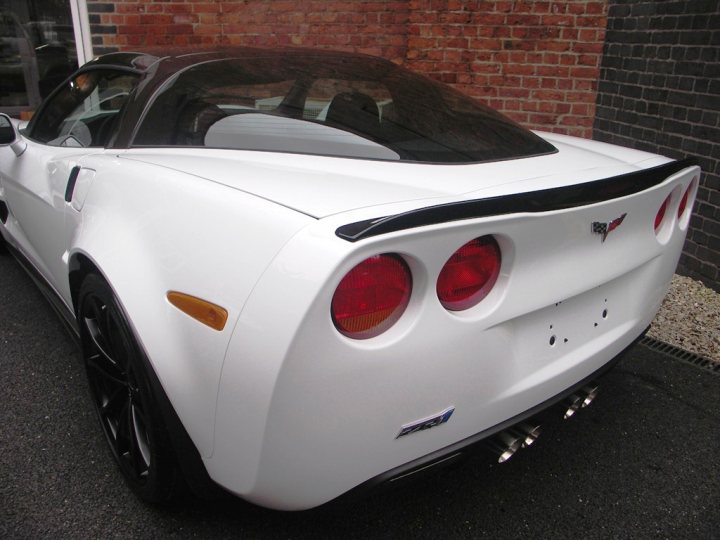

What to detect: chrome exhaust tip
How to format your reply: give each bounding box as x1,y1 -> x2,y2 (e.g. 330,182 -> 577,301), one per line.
563,394 -> 584,419
581,384 -> 599,407
512,421 -> 542,448
484,432 -> 522,463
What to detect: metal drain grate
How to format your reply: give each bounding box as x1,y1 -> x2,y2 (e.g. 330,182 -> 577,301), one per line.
639,336 -> 720,376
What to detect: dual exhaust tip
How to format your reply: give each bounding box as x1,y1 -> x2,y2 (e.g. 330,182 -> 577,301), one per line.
484,382 -> 599,464
484,420 -> 542,464
563,384 -> 599,420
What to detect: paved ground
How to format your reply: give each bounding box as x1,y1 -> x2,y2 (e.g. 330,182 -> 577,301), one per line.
1,252 -> 718,539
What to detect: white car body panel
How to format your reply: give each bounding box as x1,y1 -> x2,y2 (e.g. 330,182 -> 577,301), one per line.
121,135 -> 665,219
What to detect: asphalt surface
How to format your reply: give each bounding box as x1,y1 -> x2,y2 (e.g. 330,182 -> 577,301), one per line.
1,251 -> 718,539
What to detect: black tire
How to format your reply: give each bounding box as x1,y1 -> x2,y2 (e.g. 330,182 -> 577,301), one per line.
78,274 -> 180,503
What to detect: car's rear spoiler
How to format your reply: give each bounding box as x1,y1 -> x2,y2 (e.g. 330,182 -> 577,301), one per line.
335,158 -> 698,242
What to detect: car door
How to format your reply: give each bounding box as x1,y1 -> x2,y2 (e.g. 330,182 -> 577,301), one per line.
0,68 -> 139,305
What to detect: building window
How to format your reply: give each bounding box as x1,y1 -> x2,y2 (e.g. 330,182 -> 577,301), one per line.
0,0 -> 91,117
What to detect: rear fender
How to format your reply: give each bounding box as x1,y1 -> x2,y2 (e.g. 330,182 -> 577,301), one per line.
67,154 -> 312,458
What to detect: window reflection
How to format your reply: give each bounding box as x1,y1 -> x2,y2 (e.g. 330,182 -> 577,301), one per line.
0,0 -> 77,116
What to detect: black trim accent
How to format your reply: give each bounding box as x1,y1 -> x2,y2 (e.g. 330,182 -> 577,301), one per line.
64,166 -> 81,203
0,200 -> 8,224
335,158 -> 699,242
140,333 -> 228,500
334,329 -> 646,504
6,244 -> 80,341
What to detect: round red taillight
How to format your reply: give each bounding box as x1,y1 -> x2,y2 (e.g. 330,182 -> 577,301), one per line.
677,184 -> 691,218
331,254 -> 412,339
655,194 -> 671,232
437,236 -> 501,311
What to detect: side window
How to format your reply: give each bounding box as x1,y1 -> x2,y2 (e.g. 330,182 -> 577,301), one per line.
30,70 -> 139,147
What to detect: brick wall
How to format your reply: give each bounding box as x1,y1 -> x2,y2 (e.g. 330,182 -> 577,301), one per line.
593,0 -> 720,291
88,1 -> 410,64
405,1 -> 607,137
87,0 -> 607,138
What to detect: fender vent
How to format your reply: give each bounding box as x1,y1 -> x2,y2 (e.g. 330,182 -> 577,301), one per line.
639,336 -> 720,376
0,201 -> 8,223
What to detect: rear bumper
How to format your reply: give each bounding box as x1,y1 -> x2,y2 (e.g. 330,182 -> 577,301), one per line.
337,330 -> 642,503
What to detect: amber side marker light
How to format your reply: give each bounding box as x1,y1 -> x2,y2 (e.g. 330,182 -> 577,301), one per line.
167,291 -> 229,331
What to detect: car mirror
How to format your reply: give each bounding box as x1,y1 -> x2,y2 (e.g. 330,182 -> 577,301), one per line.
0,113 -> 27,156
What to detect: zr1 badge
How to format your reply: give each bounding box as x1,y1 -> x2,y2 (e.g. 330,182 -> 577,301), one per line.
396,406 -> 455,439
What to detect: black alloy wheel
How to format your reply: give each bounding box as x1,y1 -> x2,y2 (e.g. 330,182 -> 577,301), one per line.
79,274 -> 178,502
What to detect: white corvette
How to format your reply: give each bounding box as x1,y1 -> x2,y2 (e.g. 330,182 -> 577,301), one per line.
0,48 -> 699,510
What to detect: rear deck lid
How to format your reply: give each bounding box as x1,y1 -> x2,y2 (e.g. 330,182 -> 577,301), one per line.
120,134 -> 668,219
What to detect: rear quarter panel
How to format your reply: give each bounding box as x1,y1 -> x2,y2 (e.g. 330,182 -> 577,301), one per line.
66,153 -> 313,457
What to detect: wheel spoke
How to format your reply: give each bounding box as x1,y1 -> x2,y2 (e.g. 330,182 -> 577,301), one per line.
86,353 -> 126,388
131,402 -> 151,476
99,384 -> 127,420
115,398 -> 132,455
106,309 -> 129,369
84,315 -> 120,372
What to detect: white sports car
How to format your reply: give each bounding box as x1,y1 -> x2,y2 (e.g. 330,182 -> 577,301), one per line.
0,48 -> 699,510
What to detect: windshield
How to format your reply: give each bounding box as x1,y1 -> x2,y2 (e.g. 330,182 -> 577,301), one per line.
133,54 -> 556,163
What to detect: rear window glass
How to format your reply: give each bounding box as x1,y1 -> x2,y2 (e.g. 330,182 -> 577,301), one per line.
134,55 -> 556,163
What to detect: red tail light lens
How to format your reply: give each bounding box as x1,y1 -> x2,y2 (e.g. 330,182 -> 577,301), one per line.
655,194 -> 671,232
677,185 -> 691,218
331,254 -> 411,339
437,236 -> 501,311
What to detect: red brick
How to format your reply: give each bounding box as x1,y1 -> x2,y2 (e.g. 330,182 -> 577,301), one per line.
192,3 -> 221,13
195,23 -> 222,35
504,63 -> 536,76
569,66 -> 599,79
163,3 -> 192,14
537,101 -> 556,113
561,28 -> 579,41
506,14 -> 541,25
116,3 -> 143,14
534,89 -> 565,101
576,16 -> 605,28
117,24 -> 145,34
541,14 -> 574,26
566,3 -> 589,15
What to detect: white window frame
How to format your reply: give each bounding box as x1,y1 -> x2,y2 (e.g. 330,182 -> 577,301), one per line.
69,0 -> 93,65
